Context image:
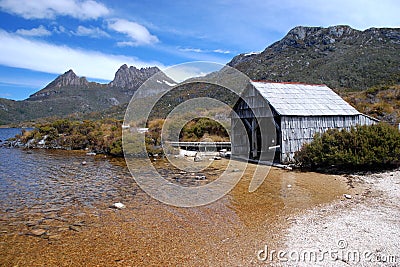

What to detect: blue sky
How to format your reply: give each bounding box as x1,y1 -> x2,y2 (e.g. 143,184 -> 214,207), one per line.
0,0 -> 399,100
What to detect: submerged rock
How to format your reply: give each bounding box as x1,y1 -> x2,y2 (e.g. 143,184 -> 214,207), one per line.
47,234 -> 61,240
29,229 -> 47,236
25,221 -> 38,227
284,165 -> 293,171
69,225 -> 81,232
110,202 -> 126,209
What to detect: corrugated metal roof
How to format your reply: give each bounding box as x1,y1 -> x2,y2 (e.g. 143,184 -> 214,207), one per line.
251,81 -> 360,116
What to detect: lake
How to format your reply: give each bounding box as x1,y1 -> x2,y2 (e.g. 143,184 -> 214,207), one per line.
0,128 -> 349,266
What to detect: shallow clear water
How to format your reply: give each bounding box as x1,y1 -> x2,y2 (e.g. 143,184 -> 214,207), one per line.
0,128 -> 138,214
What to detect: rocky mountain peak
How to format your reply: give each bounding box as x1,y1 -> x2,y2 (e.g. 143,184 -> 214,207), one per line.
278,25 -> 359,49
109,65 -> 161,89
44,69 -> 89,89
287,25 -> 355,41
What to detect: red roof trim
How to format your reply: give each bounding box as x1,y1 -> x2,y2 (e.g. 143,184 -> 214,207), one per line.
251,80 -> 327,86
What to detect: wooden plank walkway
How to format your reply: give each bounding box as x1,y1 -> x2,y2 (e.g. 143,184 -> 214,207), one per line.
165,141 -> 231,151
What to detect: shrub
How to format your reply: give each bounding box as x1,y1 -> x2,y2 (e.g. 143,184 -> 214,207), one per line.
52,119 -> 73,134
38,125 -> 58,141
109,139 -> 123,156
295,123 -> 400,170
179,117 -> 229,141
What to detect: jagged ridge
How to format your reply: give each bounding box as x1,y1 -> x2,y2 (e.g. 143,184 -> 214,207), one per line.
109,64 -> 160,89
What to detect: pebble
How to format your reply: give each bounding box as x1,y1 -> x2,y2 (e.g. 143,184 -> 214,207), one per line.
69,225 -> 81,232
343,194 -> 352,199
26,221 -> 38,227
287,184 -> 292,188
47,234 -> 61,240
110,202 -> 126,209
72,221 -> 85,227
81,161 -> 87,165
42,208 -> 60,213
195,175 -> 206,180
29,229 -> 47,236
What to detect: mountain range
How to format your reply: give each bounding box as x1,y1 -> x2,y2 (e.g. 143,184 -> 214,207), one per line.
0,65 -> 175,124
0,25 -> 399,125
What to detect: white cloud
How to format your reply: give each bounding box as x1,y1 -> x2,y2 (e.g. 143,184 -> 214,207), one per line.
179,47 -> 205,53
74,25 -> 110,38
0,78 -> 51,88
108,19 -> 159,46
212,49 -> 231,54
0,30 -> 163,80
0,92 -> 12,98
53,25 -> 67,34
0,0 -> 109,20
15,25 -> 51,37
178,47 -> 231,54
116,41 -> 136,47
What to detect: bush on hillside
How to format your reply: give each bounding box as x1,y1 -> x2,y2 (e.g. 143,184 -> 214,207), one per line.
295,123 -> 400,170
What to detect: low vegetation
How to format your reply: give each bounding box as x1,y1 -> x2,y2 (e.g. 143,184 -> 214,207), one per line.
15,116 -> 230,157
295,123 -> 400,170
179,118 -> 229,142
17,119 -> 124,156
344,83 -> 400,125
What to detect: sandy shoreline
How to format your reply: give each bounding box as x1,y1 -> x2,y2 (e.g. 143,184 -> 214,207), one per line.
279,169 -> 400,267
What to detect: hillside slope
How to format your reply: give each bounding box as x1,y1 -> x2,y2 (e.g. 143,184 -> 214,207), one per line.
344,84 -> 400,125
229,25 -> 400,90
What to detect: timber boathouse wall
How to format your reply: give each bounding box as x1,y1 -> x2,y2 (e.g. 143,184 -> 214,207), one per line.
231,81 -> 378,163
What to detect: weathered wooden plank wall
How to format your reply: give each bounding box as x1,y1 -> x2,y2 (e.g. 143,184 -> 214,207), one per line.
280,115 -> 376,163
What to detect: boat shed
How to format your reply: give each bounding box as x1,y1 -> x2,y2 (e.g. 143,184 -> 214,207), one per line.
231,81 -> 378,163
